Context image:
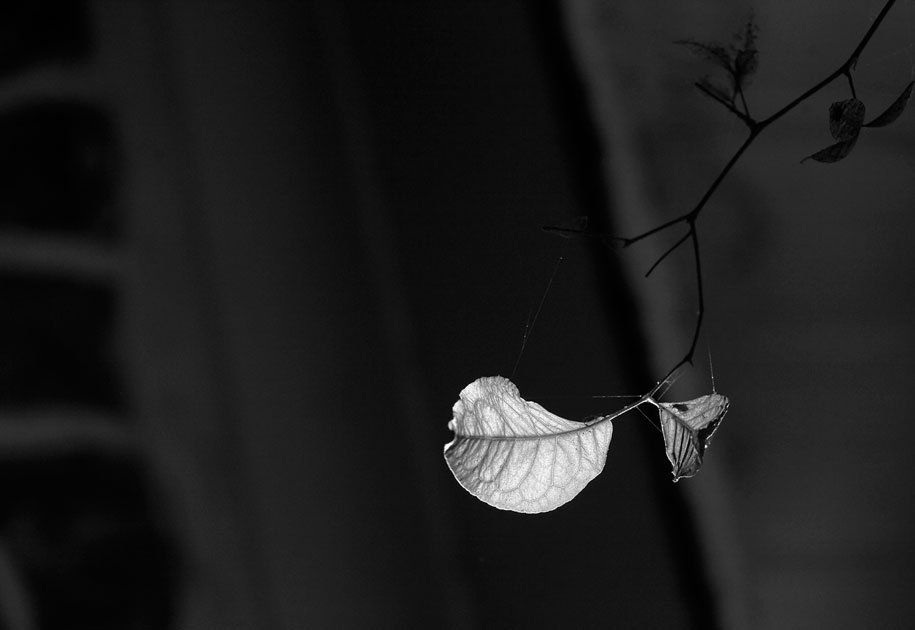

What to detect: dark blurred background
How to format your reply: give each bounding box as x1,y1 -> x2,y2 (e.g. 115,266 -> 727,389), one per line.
0,1 -> 913,629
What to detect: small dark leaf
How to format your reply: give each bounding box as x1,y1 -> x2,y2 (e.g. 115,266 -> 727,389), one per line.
863,80 -> 914,128
801,136 -> 859,164
677,39 -> 733,73
828,99 -> 866,140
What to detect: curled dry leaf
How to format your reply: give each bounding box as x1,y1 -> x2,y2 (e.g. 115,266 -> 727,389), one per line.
650,394 -> 729,482
444,376 -> 614,513
864,80 -> 914,128
829,98 -> 866,140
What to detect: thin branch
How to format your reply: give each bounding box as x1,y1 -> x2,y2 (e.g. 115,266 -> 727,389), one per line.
847,0 -> 899,68
624,130 -> 757,247
737,85 -> 752,119
622,0 -> 898,381
658,225 -> 704,385
758,70 -> 838,130
645,230 -> 690,277
845,70 -> 858,99
622,212 -> 689,246
756,0 -> 897,129
630,0 -> 898,245
694,82 -> 755,126
685,226 -> 704,366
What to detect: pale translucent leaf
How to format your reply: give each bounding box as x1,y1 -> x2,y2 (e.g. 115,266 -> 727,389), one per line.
653,393 -> 729,482
444,376 -> 614,513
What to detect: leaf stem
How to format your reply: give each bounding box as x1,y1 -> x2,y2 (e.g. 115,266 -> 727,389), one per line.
694,82 -> 755,126
683,226 -> 705,369
845,70 -> 858,99
645,230 -> 691,277
737,85 -> 752,120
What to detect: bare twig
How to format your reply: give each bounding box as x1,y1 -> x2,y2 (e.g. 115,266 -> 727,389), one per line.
627,0 -> 899,383
644,230 -> 690,278
625,131 -> 757,248
737,85 -> 752,119
695,81 -> 755,126
845,70 -> 858,100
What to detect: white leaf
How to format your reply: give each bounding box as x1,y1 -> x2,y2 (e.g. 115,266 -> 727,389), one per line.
444,376 -> 614,513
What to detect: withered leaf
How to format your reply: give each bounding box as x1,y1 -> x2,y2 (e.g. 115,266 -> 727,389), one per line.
651,394 -> 729,482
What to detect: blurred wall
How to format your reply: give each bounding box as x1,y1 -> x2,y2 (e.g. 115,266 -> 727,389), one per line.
12,1 -> 911,629
111,0 -> 717,628
567,1 -> 915,628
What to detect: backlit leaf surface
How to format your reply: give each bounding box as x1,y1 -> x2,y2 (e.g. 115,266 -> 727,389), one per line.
654,393 -> 729,482
444,376 -> 613,513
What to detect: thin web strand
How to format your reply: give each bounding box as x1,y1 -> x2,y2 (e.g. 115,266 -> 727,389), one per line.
510,247 -> 566,379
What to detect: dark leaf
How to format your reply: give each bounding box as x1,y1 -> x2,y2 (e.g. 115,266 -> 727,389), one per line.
863,80 -> 914,128
828,98 -> 866,140
801,136 -> 859,163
